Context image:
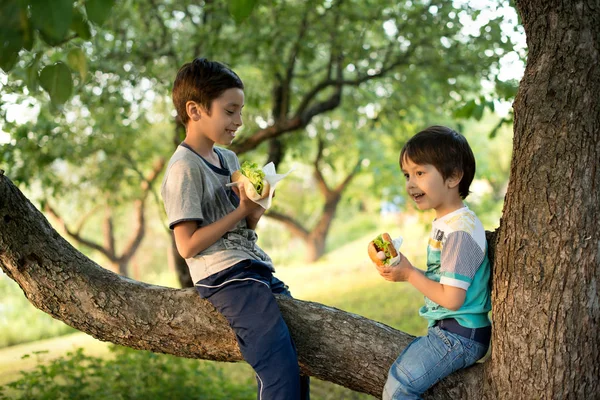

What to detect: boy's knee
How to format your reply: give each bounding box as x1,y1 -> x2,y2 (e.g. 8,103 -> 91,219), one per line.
384,363 -> 421,399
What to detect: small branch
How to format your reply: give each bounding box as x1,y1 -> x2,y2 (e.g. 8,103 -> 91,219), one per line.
334,159 -> 362,194
264,210 -> 310,241
313,138 -> 331,197
45,204 -> 114,260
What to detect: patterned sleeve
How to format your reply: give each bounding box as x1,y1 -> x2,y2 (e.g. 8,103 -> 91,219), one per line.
440,230 -> 485,290
162,159 -> 205,229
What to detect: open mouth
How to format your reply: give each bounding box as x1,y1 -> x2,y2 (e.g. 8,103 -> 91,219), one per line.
412,193 -> 424,201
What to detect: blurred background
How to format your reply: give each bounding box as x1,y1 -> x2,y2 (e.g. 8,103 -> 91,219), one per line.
0,0 -> 523,398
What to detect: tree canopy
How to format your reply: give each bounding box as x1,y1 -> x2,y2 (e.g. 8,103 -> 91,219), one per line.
1,0 -> 520,267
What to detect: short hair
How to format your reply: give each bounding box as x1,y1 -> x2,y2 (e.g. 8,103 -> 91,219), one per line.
172,58 -> 244,126
399,126 -> 476,199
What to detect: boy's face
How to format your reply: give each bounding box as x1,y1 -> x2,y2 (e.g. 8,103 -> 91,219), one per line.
191,87 -> 244,146
401,155 -> 463,219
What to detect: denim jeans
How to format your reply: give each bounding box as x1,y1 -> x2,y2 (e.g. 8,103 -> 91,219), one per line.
382,326 -> 489,400
195,260 -> 310,400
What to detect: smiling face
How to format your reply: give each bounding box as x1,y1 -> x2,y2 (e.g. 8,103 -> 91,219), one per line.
401,154 -> 464,219
203,87 -> 245,146
187,87 -> 244,146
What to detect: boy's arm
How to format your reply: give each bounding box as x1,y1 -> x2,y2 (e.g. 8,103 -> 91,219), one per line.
173,182 -> 262,258
374,254 -> 467,311
245,207 -> 265,230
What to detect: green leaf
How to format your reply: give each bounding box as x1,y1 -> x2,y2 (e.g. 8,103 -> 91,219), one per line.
71,9 -> 92,40
30,0 -> 73,43
20,8 -> 34,51
229,0 -> 259,24
85,0 -> 116,26
0,0 -> 26,71
25,53 -> 42,93
472,103 -> 485,120
453,99 -> 476,119
39,62 -> 73,105
67,48 -> 87,80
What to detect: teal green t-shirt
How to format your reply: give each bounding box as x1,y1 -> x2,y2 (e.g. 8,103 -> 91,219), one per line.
419,206 -> 491,329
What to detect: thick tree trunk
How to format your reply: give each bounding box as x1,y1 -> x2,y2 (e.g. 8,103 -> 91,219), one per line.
0,173 -> 483,398
488,1 -> 600,398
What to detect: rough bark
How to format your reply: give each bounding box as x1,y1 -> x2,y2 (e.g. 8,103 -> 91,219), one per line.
0,173 -> 483,398
488,0 -> 600,398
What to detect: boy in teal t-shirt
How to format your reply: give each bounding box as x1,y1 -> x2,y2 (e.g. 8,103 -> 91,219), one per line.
373,126 -> 491,399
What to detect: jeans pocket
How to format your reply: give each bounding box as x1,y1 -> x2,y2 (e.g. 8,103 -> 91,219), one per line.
432,327 -> 454,351
464,340 -> 488,365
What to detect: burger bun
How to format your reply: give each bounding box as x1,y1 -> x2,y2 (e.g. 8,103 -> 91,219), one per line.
231,170 -> 271,201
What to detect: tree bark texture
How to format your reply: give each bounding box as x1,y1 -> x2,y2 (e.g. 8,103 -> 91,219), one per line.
0,173 -> 484,398
490,1 -> 600,398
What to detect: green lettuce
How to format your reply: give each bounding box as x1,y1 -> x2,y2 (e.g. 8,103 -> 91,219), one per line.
373,234 -> 393,264
240,161 -> 266,195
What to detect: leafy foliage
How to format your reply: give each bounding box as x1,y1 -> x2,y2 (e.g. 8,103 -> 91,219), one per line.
0,0 -> 521,264
0,346 -> 255,400
0,276 -> 76,348
0,0 -> 115,103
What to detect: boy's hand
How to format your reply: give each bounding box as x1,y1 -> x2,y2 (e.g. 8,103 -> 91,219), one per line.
374,251 -> 415,282
233,182 -> 265,230
233,182 -> 263,214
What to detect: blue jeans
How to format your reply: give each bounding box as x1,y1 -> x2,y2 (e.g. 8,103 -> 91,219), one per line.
382,326 -> 488,399
195,260 -> 310,400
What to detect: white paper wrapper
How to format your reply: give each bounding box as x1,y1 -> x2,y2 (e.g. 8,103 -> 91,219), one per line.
387,236 -> 404,266
227,162 -> 293,209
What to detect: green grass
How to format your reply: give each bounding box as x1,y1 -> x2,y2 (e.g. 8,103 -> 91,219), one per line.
0,332 -> 111,386
0,215 -> 431,398
0,278 -> 77,348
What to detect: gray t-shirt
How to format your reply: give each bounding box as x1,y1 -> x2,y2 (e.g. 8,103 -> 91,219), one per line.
160,144 -> 273,283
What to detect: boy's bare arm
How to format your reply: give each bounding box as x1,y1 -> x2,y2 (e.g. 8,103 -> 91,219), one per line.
374,253 -> 467,311
245,207 -> 265,230
173,182 -> 262,259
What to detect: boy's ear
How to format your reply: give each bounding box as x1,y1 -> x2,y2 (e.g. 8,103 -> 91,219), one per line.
186,101 -> 202,122
447,170 -> 463,189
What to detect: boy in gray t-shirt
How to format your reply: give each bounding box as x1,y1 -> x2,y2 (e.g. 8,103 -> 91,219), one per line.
161,58 -> 309,399
162,142 -> 273,283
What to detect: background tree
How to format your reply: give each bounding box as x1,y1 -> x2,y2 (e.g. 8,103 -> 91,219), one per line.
484,0 -> 600,396
1,0 -> 517,284
266,135 -> 363,261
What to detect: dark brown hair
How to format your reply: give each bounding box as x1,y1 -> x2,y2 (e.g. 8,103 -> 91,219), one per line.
172,58 -> 244,126
400,126 -> 476,199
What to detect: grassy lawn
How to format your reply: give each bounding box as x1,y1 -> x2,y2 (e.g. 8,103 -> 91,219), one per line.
0,332 -> 111,386
0,219 -> 430,398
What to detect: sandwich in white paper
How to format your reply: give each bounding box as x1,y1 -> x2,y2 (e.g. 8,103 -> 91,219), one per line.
228,161 -> 293,209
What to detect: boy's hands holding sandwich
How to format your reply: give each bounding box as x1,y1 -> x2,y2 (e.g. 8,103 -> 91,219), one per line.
374,251 -> 416,282
231,180 -> 264,229
368,233 -> 415,282
231,161 -> 271,201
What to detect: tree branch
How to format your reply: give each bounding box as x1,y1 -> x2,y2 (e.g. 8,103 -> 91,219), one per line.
120,158 -> 165,263
230,40 -> 421,155
264,210 -> 310,241
334,158 -> 362,194
0,175 -> 485,398
313,138 -> 331,197
45,203 -> 115,261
